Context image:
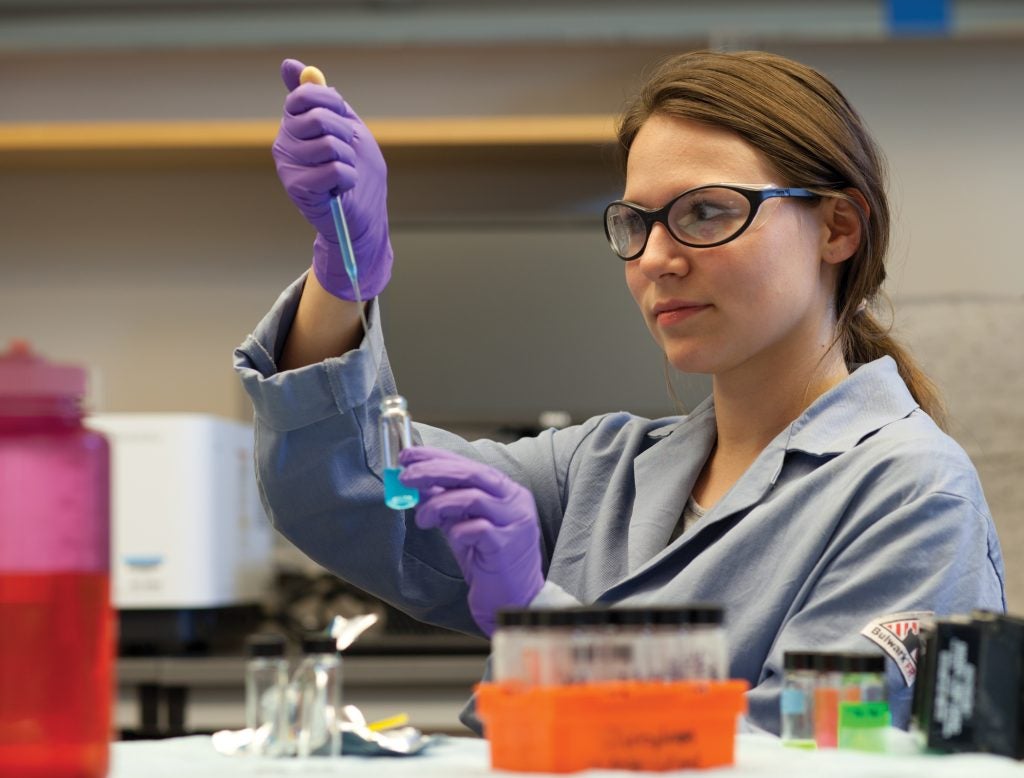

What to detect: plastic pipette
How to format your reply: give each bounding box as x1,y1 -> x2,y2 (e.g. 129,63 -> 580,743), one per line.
298,65 -> 371,338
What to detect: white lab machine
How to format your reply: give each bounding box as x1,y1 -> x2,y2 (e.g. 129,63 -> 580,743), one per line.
88,413 -> 274,653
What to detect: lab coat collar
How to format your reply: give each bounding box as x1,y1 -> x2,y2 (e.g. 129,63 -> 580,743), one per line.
640,356 -> 918,455
782,356 -> 919,457
615,356 -> 918,585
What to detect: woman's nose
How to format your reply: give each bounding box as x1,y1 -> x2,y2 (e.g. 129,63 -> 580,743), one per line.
634,223 -> 691,278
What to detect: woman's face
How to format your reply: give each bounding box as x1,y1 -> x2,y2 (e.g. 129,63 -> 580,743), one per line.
623,114 -> 837,380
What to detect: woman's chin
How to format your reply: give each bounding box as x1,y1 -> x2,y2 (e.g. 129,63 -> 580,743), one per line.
664,347 -> 725,376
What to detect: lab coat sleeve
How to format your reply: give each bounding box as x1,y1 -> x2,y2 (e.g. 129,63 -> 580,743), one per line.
233,273 -> 589,637
745,479 -> 1005,734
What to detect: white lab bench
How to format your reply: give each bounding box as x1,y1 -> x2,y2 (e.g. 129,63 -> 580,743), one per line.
117,653 -> 488,737
111,732 -> 1024,777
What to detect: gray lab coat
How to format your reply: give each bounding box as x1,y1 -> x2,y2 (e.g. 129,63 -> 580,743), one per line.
234,274 -> 1005,735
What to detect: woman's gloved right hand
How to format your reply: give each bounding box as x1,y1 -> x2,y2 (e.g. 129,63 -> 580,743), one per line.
272,58 -> 393,301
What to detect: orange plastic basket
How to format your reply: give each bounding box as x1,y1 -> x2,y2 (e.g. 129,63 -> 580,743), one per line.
476,679 -> 749,773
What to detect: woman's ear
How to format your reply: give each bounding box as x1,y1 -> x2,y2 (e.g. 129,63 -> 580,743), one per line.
821,188 -> 869,265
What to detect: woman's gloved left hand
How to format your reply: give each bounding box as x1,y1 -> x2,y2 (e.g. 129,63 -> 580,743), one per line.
398,446 -> 545,636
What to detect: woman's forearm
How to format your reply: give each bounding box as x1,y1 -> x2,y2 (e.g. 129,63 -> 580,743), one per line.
279,269 -> 367,371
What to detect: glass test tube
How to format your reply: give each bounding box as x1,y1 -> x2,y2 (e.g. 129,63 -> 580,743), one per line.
379,394 -> 420,510
245,634 -> 289,757
292,634 -> 343,759
780,651 -> 817,748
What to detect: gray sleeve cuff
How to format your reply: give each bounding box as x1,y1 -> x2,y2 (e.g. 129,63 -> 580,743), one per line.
232,271 -> 396,432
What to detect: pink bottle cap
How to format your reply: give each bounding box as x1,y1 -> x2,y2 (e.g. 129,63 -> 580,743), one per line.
0,339 -> 87,399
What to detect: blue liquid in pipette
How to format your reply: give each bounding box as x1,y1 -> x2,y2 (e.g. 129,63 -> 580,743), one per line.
383,468 -> 419,510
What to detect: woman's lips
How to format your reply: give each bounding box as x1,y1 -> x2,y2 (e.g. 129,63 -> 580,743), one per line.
654,304 -> 710,327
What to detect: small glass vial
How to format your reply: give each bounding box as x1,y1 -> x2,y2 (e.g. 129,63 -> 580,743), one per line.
535,609 -> 577,685
292,634 -> 343,759
623,608 -> 659,680
837,700 -> 891,752
378,395 -> 420,510
836,653 -> 889,751
493,608 -> 531,683
568,607 -> 612,684
245,633 -> 289,757
812,652 -> 843,748
606,608 -> 648,681
780,651 -> 817,748
502,609 -> 576,686
841,653 -> 886,702
663,605 -> 727,680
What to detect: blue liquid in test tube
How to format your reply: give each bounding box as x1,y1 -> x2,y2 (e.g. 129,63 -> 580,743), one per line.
379,395 -> 420,510
383,468 -> 419,510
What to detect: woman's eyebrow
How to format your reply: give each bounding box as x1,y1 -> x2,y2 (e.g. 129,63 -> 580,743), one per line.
621,181 -> 711,206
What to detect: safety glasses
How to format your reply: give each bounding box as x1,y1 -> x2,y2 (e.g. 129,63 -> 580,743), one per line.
603,183 -> 819,260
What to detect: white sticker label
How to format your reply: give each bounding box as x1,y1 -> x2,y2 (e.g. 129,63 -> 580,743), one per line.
860,610 -> 933,686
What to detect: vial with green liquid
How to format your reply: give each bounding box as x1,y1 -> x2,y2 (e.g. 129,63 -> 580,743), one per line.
379,394 -> 420,510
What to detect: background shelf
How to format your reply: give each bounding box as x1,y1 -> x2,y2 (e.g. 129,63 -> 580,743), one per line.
0,116 -> 616,169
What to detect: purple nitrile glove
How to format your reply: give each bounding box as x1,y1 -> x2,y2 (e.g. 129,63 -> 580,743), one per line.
398,446 -> 545,637
272,58 -> 393,301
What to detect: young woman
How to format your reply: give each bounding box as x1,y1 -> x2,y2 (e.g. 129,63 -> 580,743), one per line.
235,51 -> 1005,734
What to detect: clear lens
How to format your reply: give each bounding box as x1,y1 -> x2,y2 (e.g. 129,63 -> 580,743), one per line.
605,204 -> 647,259
668,187 -> 751,245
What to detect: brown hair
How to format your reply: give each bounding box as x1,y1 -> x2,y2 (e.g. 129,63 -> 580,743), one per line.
617,50 -> 946,427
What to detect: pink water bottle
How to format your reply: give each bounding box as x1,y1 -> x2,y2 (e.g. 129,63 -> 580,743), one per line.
0,340 -> 112,777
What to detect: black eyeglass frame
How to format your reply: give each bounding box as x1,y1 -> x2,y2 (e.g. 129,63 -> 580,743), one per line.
603,183 -> 820,260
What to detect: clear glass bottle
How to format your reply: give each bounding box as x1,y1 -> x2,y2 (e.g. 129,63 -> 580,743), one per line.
245,633 -> 289,757
378,395 -> 420,510
781,651 -> 817,748
0,341 -> 111,778
292,634 -> 343,759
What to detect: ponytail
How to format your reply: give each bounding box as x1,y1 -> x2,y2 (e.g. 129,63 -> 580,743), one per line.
843,305 -> 948,430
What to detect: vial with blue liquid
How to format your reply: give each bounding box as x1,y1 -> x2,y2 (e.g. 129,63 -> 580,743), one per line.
379,394 -> 420,510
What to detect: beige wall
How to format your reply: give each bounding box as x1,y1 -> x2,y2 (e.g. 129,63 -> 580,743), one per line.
1,37 -> 1021,608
